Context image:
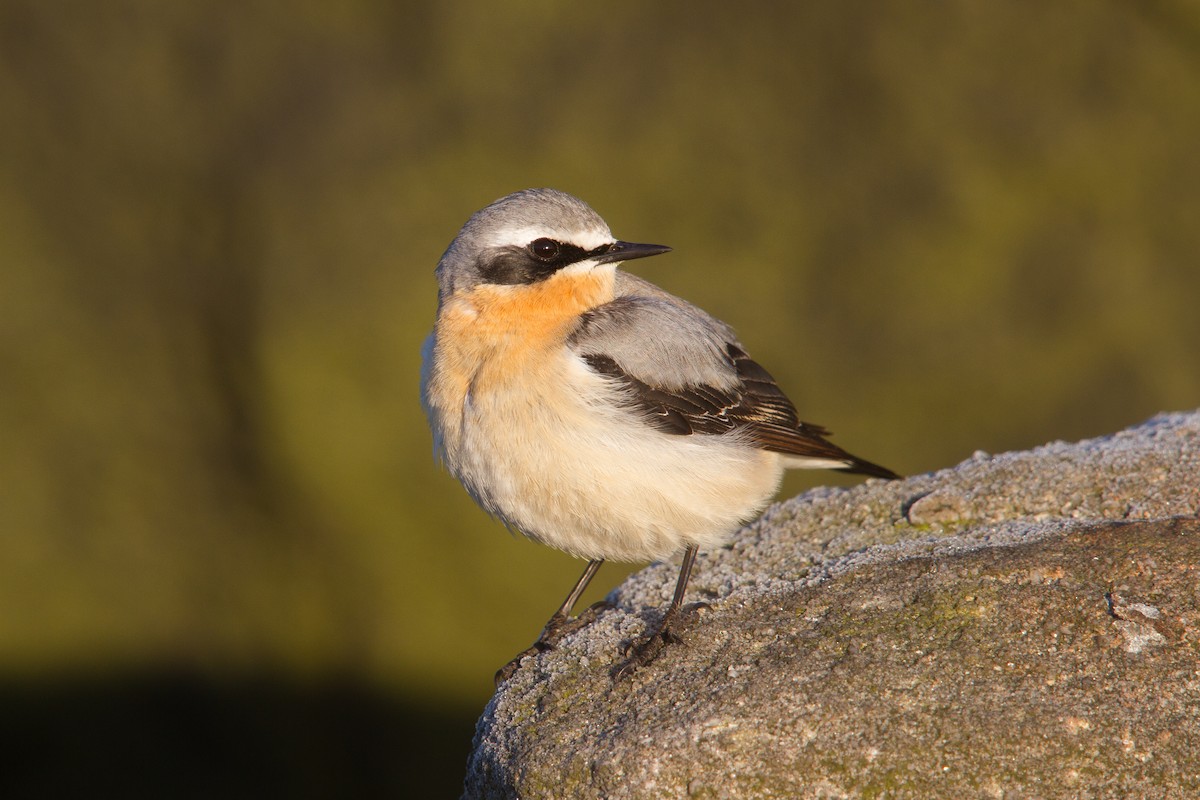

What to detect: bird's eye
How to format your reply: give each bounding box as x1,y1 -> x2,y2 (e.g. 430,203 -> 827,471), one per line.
529,238 -> 560,260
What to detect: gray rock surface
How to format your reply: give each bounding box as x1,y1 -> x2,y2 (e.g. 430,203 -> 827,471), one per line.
464,412 -> 1200,799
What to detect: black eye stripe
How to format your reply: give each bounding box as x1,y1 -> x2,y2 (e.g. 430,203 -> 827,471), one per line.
478,241 -> 615,286
528,240 -> 582,266
526,240 -> 614,268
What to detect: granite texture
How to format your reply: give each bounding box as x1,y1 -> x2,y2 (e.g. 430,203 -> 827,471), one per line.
464,412 -> 1200,799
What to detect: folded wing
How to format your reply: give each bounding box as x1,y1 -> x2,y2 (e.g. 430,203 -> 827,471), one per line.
571,278 -> 898,480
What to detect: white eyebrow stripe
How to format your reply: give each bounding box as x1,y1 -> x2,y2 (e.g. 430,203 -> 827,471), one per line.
483,225 -> 614,252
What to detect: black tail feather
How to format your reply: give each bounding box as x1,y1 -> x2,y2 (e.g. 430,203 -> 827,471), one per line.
837,456 -> 901,481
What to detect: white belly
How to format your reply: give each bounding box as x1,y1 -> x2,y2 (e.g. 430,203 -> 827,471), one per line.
423,341 -> 784,562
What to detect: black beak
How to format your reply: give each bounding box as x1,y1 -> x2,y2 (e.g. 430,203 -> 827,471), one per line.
591,240 -> 672,265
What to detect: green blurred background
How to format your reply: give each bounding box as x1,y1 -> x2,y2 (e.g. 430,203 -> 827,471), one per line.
2,1 -> 1198,796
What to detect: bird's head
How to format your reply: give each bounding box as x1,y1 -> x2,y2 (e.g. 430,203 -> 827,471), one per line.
434,189 -> 671,302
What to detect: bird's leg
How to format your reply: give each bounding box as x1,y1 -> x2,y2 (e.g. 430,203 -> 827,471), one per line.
613,545 -> 700,679
495,559 -> 606,686
529,558 -> 607,649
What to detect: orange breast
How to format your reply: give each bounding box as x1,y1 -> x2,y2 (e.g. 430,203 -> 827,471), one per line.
431,268 -> 616,399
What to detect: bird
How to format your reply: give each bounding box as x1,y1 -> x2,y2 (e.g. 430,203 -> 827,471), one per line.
420,188 -> 899,684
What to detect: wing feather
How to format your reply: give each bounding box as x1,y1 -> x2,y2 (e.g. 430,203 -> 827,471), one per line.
582,345 -> 898,480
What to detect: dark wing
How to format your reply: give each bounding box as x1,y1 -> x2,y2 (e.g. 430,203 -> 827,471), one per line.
583,344 -> 899,480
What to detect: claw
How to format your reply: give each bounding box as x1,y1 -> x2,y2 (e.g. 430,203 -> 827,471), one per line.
612,618 -> 684,679
611,596 -> 710,679
494,599 -> 613,687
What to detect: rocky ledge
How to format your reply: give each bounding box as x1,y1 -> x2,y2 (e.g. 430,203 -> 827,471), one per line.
464,412 -> 1200,799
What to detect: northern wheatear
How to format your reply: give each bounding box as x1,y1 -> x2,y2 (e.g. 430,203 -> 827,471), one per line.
420,188 -> 898,683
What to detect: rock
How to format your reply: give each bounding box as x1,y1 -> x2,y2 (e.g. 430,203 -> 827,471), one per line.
463,412 -> 1200,799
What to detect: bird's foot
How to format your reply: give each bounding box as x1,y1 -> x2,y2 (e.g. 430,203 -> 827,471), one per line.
494,599 -> 612,687
611,601 -> 709,680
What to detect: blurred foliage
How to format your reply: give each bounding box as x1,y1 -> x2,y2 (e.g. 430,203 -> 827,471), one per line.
1,0 -> 1199,790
